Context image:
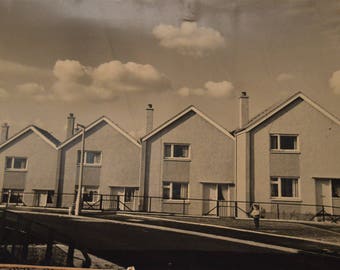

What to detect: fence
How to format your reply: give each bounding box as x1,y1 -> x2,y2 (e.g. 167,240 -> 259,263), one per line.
0,209 -> 91,266
1,192 -> 339,222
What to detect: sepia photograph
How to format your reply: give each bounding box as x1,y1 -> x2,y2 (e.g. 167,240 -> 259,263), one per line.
0,0 -> 340,269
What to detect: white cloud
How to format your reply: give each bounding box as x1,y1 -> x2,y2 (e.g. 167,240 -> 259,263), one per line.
50,59 -> 171,102
53,59 -> 90,82
329,70 -> 340,95
178,80 -> 234,98
152,22 -> 225,57
276,73 -> 294,82
204,81 -> 233,97
16,82 -> 49,102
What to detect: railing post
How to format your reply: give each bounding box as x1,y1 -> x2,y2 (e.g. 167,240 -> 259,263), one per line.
216,200 -> 220,217
117,195 -> 120,211
44,229 -> 54,265
182,199 -> 186,215
99,194 -> 103,211
322,205 -> 325,222
234,201 -> 238,218
276,203 -> 280,220
67,242 -> 75,267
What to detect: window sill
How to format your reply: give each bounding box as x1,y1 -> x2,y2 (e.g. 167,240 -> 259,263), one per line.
163,158 -> 191,162
270,198 -> 302,202
5,169 -> 27,172
162,199 -> 190,204
77,164 -> 102,168
270,150 -> 300,154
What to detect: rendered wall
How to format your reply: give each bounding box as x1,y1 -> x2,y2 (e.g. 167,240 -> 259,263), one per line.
145,112 -> 235,215
0,130 -> 59,206
250,99 -> 340,218
60,121 -> 140,207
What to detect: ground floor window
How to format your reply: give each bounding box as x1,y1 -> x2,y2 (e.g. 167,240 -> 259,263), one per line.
332,180 -> 340,197
271,177 -> 299,198
34,190 -> 54,207
217,184 -> 229,201
75,186 -> 99,203
163,181 -> 188,200
1,189 -> 24,204
124,187 -> 137,202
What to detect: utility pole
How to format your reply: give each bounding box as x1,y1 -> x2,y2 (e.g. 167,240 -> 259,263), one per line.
74,124 -> 85,216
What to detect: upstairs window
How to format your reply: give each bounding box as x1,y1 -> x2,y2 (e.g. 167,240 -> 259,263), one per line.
271,177 -> 299,199
164,144 -> 190,159
77,151 -> 102,165
270,135 -> 298,151
163,181 -> 188,200
5,157 -> 27,170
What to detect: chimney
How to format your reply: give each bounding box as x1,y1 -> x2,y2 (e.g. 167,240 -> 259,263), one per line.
66,113 -> 75,139
146,104 -> 154,133
1,123 -> 9,143
239,91 -> 249,128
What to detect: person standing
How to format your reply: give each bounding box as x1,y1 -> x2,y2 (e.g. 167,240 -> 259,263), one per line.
250,203 -> 260,230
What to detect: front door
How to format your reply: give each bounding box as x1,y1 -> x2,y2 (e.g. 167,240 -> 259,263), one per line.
110,187 -> 125,210
315,179 -> 332,214
38,192 -> 48,207
203,184 -> 217,215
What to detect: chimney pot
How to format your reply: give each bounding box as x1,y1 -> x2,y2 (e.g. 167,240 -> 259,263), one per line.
239,91 -> 249,128
1,123 -> 9,143
146,104 -> 154,133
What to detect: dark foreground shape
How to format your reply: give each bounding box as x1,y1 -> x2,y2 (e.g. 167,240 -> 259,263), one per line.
96,250 -> 340,270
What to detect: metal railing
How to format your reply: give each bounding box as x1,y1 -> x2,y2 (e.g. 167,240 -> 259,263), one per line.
0,209 -> 91,267
1,192 -> 340,222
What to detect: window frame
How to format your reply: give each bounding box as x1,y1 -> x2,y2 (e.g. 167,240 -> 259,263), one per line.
163,143 -> 191,160
77,150 -> 102,166
124,187 -> 138,203
5,156 -> 28,171
1,189 -> 24,204
331,180 -> 340,198
270,176 -> 300,200
270,134 -> 299,153
162,181 -> 189,201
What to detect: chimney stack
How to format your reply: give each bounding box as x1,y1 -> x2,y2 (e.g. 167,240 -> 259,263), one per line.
1,123 -> 9,143
146,104 -> 154,133
239,91 -> 249,128
66,113 -> 75,139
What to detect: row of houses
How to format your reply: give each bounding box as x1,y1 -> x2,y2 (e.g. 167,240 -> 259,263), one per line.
0,91 -> 339,218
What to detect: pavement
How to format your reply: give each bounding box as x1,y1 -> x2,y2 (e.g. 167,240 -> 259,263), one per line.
3,209 -> 340,270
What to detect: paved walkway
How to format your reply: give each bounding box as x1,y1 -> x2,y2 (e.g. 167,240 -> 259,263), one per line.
99,212 -> 340,245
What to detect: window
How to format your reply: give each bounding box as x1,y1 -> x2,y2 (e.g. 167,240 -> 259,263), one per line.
162,181 -> 188,200
270,135 -> 298,151
83,188 -> 99,203
332,180 -> 340,198
164,144 -> 190,159
1,189 -> 24,204
77,151 -> 102,165
271,177 -> 299,199
124,188 -> 137,202
5,157 -> 27,170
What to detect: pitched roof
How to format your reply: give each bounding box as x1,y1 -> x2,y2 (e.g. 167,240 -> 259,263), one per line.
0,125 -> 60,150
142,105 -> 235,142
235,91 -> 340,134
58,116 -> 141,149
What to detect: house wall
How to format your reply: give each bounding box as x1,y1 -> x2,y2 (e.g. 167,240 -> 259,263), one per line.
0,130 -> 59,206
60,121 -> 141,207
249,99 -> 340,218
145,112 -> 235,215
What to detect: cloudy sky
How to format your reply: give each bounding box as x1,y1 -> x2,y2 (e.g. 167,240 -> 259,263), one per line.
0,0 -> 340,139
